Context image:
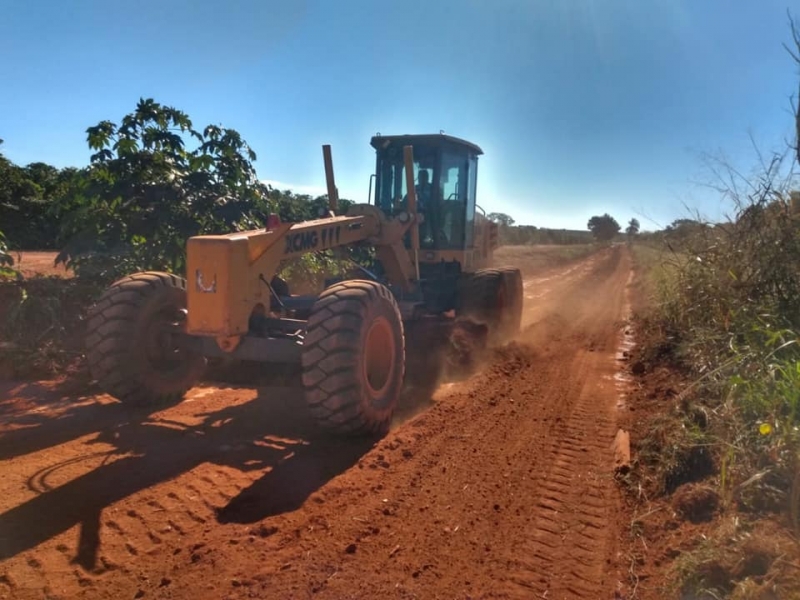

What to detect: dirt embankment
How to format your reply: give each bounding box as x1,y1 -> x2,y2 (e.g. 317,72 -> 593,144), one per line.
0,245 -> 635,599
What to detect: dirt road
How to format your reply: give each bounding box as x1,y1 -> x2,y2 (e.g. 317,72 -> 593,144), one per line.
0,245 -> 633,600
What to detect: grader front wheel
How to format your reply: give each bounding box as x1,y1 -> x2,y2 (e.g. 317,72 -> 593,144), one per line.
301,280 -> 405,436
85,272 -> 205,407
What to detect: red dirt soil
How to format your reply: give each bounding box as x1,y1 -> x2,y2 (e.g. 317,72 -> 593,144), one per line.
0,246 -> 635,599
7,252 -> 71,279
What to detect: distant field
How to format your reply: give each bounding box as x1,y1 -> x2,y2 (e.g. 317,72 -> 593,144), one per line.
494,244 -> 596,275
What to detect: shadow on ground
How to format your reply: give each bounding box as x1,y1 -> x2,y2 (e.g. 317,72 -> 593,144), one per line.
0,371 -> 440,571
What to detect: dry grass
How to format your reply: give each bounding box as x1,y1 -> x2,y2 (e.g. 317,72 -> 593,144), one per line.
494,243 -> 596,276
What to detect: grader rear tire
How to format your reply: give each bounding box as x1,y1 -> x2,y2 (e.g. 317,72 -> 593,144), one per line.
459,268 -> 523,342
85,272 -> 205,407
302,280 -> 405,436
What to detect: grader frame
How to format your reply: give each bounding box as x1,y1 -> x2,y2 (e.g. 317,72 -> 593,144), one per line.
85,134 -> 523,436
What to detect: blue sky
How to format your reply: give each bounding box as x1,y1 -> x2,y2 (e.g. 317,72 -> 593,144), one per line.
1,0 -> 798,230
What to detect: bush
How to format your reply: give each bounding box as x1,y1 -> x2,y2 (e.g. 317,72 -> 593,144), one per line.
0,276 -> 101,377
639,150 -> 800,524
0,142 -> 77,250
0,230 -> 19,281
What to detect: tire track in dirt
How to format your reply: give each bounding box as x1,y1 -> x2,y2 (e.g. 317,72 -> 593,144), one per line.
494,349 -> 621,599
477,246 -> 629,598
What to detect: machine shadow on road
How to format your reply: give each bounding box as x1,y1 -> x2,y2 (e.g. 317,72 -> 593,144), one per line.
0,361 -> 303,463
0,376 -> 282,462
0,381 -> 142,461
0,377 -> 441,571
209,376 -> 442,524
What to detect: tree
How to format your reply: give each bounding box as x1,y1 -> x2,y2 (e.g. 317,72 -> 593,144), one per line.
0,141 -> 86,249
626,218 -> 640,237
57,98 -> 273,281
0,145 -> 46,248
587,214 -> 621,242
487,212 -> 515,227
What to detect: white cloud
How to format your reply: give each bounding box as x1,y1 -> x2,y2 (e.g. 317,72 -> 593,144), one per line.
262,179 -> 328,197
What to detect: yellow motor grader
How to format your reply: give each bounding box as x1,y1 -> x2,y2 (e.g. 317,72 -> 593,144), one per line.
85,134 -> 523,435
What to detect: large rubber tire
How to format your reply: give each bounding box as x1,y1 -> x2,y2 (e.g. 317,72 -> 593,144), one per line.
458,267 -> 523,343
302,280 -> 405,436
85,272 -> 205,406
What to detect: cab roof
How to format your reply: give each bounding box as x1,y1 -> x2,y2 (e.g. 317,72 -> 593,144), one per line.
370,133 -> 483,156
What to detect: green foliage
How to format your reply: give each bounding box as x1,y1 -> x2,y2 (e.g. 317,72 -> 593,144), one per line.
587,213 -> 621,242
638,148 -> 800,524
260,189 -> 371,290
48,98 -> 371,285
0,142 -> 77,249
625,218 -> 640,237
277,251 -> 364,293
0,277 -> 102,376
0,230 -> 18,280
724,346 -> 800,516
2,100 -> 375,292
56,98 -> 273,282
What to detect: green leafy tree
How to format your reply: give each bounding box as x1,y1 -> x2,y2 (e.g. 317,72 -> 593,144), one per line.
625,218 -> 640,237
0,141 -> 84,249
57,98 -> 273,281
267,189 -> 350,222
0,143 -> 41,241
264,188 -> 374,288
587,214 -> 621,242
24,162 -> 60,196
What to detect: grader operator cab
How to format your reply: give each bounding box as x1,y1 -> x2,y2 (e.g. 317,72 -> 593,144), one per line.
85,134 -> 523,436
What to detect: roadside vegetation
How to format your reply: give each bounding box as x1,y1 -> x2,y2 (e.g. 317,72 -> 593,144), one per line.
626,197 -> 800,598
621,24 -> 800,594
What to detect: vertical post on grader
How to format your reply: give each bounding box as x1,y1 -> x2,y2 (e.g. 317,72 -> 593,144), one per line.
322,144 -> 339,213
403,145 -> 421,281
